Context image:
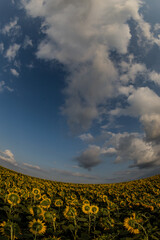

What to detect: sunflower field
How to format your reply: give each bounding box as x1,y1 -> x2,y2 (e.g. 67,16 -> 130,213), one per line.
0,165 -> 160,240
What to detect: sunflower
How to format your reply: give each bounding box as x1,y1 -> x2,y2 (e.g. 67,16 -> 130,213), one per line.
29,205 -> 44,217
0,221 -> 10,238
124,213 -> 142,235
82,204 -> 90,214
7,192 -> 20,206
82,199 -> 90,205
54,199 -> 63,207
40,198 -> 51,209
32,188 -> 41,195
0,221 -> 21,239
29,219 -> 46,235
90,205 -> 99,215
102,195 -> 108,202
63,206 -> 77,221
43,211 -> 56,222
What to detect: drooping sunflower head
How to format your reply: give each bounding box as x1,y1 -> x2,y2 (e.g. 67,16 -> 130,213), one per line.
29,219 -> 46,235
29,205 -> 44,217
63,206 -> 77,221
7,192 -> 20,206
124,217 -> 140,234
90,205 -> 99,215
40,198 -> 51,209
82,204 -> 90,214
43,211 -> 54,222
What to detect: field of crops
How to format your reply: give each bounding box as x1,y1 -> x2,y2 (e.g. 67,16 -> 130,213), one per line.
0,165 -> 160,240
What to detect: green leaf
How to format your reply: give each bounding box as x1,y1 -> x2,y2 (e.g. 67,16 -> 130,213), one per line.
151,235 -> 159,240
68,224 -> 75,231
78,217 -> 88,222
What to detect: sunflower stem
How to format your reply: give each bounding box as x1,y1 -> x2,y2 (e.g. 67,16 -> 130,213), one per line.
136,222 -> 148,240
11,223 -> 13,240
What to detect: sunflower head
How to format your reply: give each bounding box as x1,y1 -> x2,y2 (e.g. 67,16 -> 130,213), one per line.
29,219 -> 46,235
124,217 -> 140,234
90,205 -> 99,215
7,192 -> 20,206
63,206 -> 77,221
43,211 -> 56,222
82,199 -> 90,205
102,195 -> 108,202
82,204 -> 90,214
32,188 -> 41,195
54,199 -> 63,207
29,205 -> 44,216
40,198 -> 51,209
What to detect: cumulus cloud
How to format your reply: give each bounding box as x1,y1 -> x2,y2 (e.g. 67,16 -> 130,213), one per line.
10,68 -> 19,77
5,44 -> 21,61
74,143 -> 116,170
0,149 -> 17,166
22,0 -> 156,131
149,71 -> 160,86
111,87 -> 160,117
119,56 -> 147,84
104,132 -> 160,169
75,145 -> 102,170
140,114 -> 160,143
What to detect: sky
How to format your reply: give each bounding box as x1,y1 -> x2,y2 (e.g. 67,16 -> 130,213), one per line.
0,0 -> 160,184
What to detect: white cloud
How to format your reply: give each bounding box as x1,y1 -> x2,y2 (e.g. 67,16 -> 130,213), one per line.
140,114 -> 160,142
119,59 -> 147,84
22,0 -> 150,131
10,68 -> 19,77
5,44 -> 21,61
0,43 -> 4,53
137,18 -> 160,47
23,35 -> 33,49
23,162 -> 41,170
105,132 -> 160,169
149,71 -> 160,86
111,87 -> 160,117
0,81 -> 5,92
0,149 -> 17,166
79,133 -> 94,142
1,17 -> 21,36
0,81 -> 13,93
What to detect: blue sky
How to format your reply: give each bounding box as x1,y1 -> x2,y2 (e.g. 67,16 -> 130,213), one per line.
0,0 -> 160,183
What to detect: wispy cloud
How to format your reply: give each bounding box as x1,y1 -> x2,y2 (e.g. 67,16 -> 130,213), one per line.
10,68 -> 19,77
23,35 -> 33,49
0,81 -> 14,93
0,43 -> 4,53
23,162 -> 41,170
1,17 -> 21,36
78,133 -> 94,142
5,43 -> 21,61
0,149 -> 17,166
